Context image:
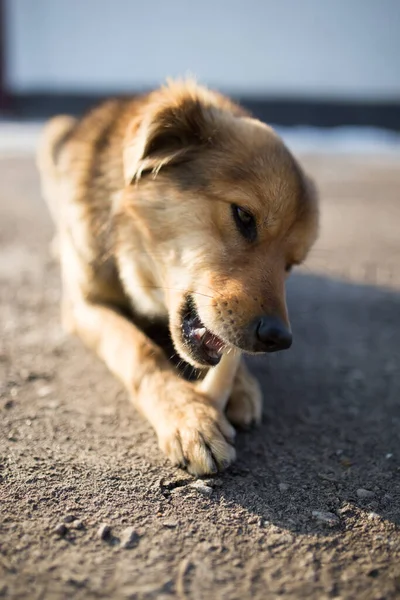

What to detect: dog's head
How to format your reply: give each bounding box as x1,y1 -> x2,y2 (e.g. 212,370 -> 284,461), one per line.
120,81 -> 319,368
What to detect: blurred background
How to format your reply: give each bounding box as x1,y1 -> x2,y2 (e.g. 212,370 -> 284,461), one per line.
1,0 -> 400,140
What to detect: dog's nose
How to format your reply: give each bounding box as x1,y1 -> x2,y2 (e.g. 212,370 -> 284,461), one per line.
253,316 -> 292,353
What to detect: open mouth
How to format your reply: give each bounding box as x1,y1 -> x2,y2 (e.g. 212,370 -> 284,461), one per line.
181,296 -> 226,366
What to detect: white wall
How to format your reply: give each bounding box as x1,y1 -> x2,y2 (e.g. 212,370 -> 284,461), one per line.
5,0 -> 400,99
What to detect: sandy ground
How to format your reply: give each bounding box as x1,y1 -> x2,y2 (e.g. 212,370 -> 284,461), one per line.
1,149 -> 400,600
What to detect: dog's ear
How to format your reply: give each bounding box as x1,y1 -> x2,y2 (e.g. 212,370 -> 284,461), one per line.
123,90 -> 213,185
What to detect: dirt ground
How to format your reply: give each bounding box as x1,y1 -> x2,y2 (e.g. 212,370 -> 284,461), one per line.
1,151 -> 400,600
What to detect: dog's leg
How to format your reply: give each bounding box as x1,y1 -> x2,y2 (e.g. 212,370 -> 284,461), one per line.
68,299 -> 236,476
225,360 -> 263,428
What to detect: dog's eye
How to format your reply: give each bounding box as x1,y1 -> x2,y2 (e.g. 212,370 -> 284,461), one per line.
231,204 -> 257,242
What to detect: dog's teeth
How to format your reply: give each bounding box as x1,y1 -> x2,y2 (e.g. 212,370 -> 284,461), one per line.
194,327 -> 207,340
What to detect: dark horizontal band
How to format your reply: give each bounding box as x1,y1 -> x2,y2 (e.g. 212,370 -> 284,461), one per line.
1,92 -> 400,131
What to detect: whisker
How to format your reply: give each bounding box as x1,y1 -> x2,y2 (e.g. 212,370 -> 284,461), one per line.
132,285 -> 215,300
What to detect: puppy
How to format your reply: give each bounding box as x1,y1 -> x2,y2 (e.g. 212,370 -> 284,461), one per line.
37,80 -> 319,476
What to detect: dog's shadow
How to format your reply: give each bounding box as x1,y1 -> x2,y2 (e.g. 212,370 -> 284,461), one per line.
213,271 -> 400,534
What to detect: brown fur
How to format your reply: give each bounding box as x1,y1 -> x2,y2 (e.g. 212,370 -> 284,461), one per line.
37,79 -> 318,476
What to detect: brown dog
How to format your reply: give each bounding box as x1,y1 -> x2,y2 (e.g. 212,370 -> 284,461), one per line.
37,80 -> 319,476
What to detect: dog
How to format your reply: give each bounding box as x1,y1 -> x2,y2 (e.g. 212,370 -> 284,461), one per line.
37,79 -> 319,476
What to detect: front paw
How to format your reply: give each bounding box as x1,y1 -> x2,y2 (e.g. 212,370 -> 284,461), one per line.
155,386 -> 236,476
226,364 -> 263,428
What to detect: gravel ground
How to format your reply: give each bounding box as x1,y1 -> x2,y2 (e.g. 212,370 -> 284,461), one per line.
0,151 -> 399,600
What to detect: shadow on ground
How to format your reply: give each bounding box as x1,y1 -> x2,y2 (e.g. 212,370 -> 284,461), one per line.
215,272 -> 400,534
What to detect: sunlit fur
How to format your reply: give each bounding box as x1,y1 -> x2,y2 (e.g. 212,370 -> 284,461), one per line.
37,79 -> 319,476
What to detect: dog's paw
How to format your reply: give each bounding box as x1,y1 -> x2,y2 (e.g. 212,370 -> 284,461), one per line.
226,364 -> 263,428
156,390 -> 236,476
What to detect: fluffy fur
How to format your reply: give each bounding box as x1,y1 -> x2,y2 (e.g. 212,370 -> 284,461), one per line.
37,80 -> 319,475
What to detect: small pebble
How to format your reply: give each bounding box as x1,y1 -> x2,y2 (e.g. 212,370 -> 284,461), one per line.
356,488 -> 375,500
202,478 -> 223,488
368,512 -> 380,520
278,483 -> 289,492
247,516 -> 265,528
63,514 -> 76,523
54,523 -> 68,537
189,480 -> 213,497
263,519 -> 271,527
385,453 -> 393,459
72,520 -> 84,530
248,516 -> 259,524
162,520 -> 178,529
97,524 -> 111,541
120,527 -> 140,549
37,385 -> 53,398
312,510 -> 340,527
47,400 -> 60,409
